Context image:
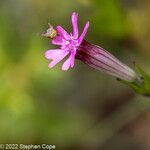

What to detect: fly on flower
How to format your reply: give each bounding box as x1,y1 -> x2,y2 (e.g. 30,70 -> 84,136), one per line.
42,12 -> 138,82
42,23 -> 57,39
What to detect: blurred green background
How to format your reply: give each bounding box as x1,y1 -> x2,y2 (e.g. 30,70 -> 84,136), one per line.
0,0 -> 150,149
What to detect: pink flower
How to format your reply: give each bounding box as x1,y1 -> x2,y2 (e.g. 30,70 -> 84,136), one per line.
44,12 -> 89,70
43,12 -> 137,82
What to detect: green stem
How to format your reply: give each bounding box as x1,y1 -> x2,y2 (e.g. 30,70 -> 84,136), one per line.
118,64 -> 150,97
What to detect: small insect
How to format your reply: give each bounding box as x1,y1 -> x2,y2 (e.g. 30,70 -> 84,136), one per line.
42,23 -> 57,39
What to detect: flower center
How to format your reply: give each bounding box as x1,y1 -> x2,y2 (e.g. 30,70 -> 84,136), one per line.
69,40 -> 78,52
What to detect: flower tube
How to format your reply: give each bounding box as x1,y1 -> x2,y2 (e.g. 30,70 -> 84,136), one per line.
76,40 -> 137,81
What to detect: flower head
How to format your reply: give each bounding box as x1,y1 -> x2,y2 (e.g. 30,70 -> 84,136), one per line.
43,12 -> 89,70
43,12 -> 138,82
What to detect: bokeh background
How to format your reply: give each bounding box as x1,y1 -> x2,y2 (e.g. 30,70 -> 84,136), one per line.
0,0 -> 150,149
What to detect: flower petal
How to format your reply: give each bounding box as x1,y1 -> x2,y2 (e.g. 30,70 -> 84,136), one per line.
62,52 -> 76,71
78,21 -> 89,45
57,26 -> 70,40
70,49 -> 76,67
45,49 -> 63,60
45,49 -> 69,68
52,36 -> 65,45
72,12 -> 78,39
